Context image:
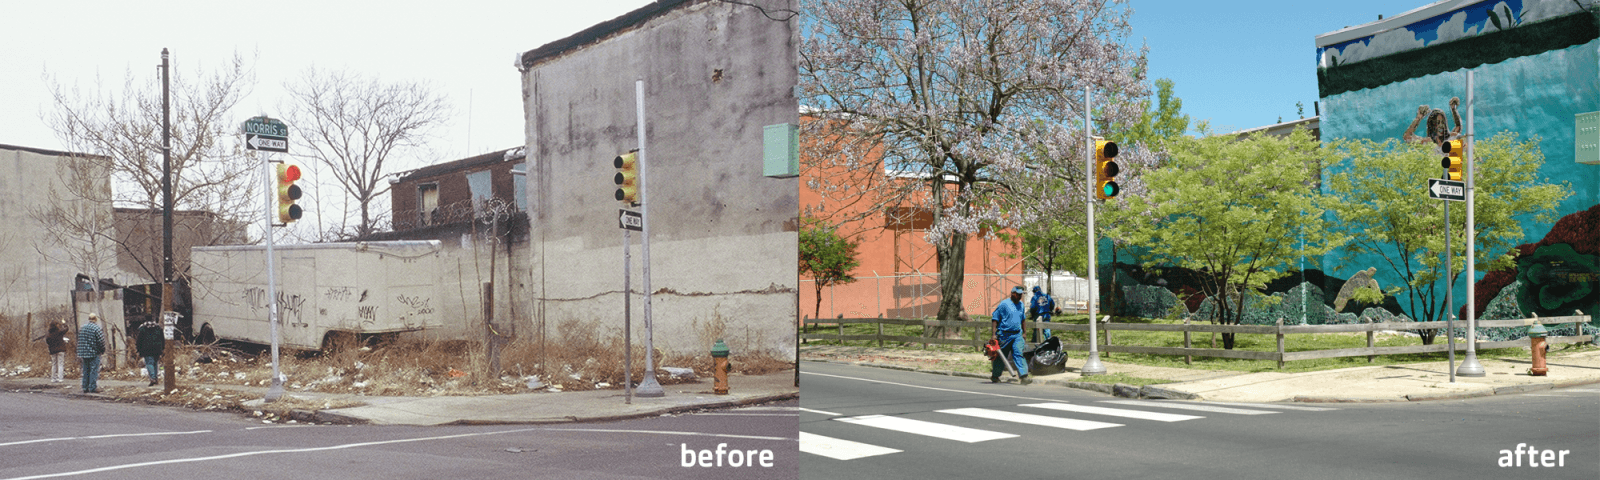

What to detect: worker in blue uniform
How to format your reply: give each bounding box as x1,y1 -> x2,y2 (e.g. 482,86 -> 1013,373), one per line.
1030,285 -> 1056,341
991,286 -> 1031,385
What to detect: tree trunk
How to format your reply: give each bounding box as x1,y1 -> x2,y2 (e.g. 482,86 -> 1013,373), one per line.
934,232 -> 969,337
814,284 -> 825,321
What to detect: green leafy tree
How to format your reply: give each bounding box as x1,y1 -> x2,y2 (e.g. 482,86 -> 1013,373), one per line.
799,218 -> 862,320
1109,128 -> 1347,348
1325,134 -> 1570,342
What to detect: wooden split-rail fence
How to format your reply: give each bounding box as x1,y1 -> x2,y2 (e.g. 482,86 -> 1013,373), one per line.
800,313 -> 1594,368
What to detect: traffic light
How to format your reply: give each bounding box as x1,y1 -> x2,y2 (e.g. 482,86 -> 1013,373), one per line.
614,150 -> 639,206
1094,139 -> 1120,200
1440,139 -> 1464,181
276,163 -> 303,223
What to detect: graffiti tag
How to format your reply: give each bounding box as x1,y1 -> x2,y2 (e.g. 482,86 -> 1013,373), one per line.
396,294 -> 435,316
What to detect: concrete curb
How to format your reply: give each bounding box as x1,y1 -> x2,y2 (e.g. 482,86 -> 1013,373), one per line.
1292,396 -> 1401,403
437,392 -> 802,426
803,358 -> 1158,397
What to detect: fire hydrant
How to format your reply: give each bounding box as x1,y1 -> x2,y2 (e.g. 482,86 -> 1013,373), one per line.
711,339 -> 731,395
1527,323 -> 1549,376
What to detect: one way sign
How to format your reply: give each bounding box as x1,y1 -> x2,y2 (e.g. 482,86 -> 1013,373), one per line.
246,134 -> 289,153
1428,178 -> 1465,202
618,209 -> 643,231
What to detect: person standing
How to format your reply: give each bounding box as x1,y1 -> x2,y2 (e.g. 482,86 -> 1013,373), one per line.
991,286 -> 1031,385
136,320 -> 165,387
76,313 -> 106,394
45,321 -> 70,383
1030,286 -> 1056,341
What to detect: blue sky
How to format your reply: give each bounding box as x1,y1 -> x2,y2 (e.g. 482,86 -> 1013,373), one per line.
1129,0 -> 1430,134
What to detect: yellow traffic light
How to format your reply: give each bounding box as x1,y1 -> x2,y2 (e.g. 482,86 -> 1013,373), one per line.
1094,139 -> 1120,200
614,150 -> 639,205
276,163 -> 303,223
1440,139 -> 1463,181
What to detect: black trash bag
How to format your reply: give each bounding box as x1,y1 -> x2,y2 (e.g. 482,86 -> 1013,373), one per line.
1024,336 -> 1067,375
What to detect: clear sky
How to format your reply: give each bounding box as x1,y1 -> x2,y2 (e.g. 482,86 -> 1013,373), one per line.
2,0 -> 1436,163
1128,0 -> 1429,134
0,0 -> 657,169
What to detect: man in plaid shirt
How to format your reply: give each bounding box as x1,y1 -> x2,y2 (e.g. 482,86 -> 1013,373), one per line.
76,313 -> 106,393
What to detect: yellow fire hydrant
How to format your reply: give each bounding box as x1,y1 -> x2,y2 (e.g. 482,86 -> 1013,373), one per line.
712,339 -> 731,395
1527,323 -> 1549,376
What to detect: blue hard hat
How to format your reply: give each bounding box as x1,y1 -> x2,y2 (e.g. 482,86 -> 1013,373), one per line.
1032,286 -> 1042,293
1012,286 -> 1026,294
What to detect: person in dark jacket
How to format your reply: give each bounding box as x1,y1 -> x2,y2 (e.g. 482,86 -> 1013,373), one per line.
136,320 -> 165,387
76,313 -> 106,393
46,321 -> 70,382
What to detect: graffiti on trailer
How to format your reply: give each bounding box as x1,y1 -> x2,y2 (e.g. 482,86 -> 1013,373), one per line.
277,292 -> 307,325
358,305 -> 378,326
243,287 -> 267,311
396,294 -> 435,316
324,286 -> 358,303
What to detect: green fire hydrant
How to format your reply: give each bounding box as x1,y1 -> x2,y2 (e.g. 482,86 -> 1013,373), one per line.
1527,323 -> 1548,376
712,339 -> 731,395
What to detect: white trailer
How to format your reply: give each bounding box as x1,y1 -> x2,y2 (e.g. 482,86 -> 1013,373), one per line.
191,241 -> 446,350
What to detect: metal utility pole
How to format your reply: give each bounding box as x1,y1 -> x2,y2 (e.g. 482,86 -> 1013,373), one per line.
1081,86 -> 1106,376
1445,164 -> 1456,383
1458,69 -> 1485,377
623,227 -> 633,403
634,79 -> 664,397
262,148 -> 284,401
160,48 -> 177,392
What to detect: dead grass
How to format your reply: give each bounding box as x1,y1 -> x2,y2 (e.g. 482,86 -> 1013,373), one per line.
3,315 -> 794,397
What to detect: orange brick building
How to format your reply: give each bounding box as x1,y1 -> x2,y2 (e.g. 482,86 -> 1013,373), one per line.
799,120 -> 1024,322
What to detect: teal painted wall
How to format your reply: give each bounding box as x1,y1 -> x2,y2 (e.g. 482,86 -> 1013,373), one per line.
1318,38 -> 1600,319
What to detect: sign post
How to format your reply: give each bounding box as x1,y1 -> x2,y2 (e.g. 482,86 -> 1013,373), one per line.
243,115 -> 289,401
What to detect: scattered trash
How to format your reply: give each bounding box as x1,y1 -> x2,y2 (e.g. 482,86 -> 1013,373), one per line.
524,376 -> 545,390
505,448 -> 524,453
448,368 -> 467,378
662,367 -> 697,381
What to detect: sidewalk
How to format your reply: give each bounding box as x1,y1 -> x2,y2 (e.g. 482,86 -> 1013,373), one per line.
0,371 -> 798,426
801,344 -> 1600,403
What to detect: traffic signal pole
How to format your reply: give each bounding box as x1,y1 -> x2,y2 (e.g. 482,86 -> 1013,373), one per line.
1458,69 -> 1485,377
263,149 -> 285,401
634,79 -> 665,397
1082,86 -> 1106,376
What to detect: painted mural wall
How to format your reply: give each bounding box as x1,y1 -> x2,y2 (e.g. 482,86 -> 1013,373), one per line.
1105,1 -> 1598,342
1315,0 -> 1599,339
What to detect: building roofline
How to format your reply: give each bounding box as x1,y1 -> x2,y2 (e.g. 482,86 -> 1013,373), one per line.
517,0 -> 698,70
0,142 -> 109,159
1314,0 -> 1471,47
1226,116 -> 1320,138
393,147 -> 527,184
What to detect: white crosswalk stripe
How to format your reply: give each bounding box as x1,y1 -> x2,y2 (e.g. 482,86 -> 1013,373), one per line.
1191,401 -> 1338,412
937,408 -> 1123,431
805,398 -> 1328,460
1020,402 -> 1203,422
799,432 -> 902,460
835,415 -> 1018,443
1101,399 -> 1279,415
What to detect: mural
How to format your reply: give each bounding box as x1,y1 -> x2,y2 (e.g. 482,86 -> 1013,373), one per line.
1313,0 -> 1600,340
1087,1 -> 1600,343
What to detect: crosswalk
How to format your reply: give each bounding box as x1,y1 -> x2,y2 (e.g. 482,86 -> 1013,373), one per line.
801,400 -> 1335,461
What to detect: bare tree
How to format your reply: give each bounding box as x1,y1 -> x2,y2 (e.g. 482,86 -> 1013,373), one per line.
42,52 -> 259,282
800,0 -> 1147,322
283,68 -> 449,239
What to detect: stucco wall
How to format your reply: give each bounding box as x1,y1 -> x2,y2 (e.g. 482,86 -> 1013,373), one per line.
520,0 -> 798,359
0,145 -> 117,318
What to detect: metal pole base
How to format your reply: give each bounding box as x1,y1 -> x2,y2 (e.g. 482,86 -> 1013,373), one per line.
264,376 -> 285,402
1080,352 -> 1107,376
634,374 -> 665,397
1456,352 -> 1486,377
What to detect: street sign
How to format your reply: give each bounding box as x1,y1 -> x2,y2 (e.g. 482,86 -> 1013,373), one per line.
1428,178 -> 1465,202
242,116 -> 289,152
246,134 -> 289,153
242,116 -> 288,137
619,209 -> 643,231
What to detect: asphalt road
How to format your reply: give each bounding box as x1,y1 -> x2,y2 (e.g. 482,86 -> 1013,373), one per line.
0,392 -> 797,480
799,361 -> 1600,480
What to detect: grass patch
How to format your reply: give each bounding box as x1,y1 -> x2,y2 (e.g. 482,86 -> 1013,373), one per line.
802,315 -> 1593,373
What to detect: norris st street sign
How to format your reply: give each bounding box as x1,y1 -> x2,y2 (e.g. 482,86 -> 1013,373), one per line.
242,116 -> 288,152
